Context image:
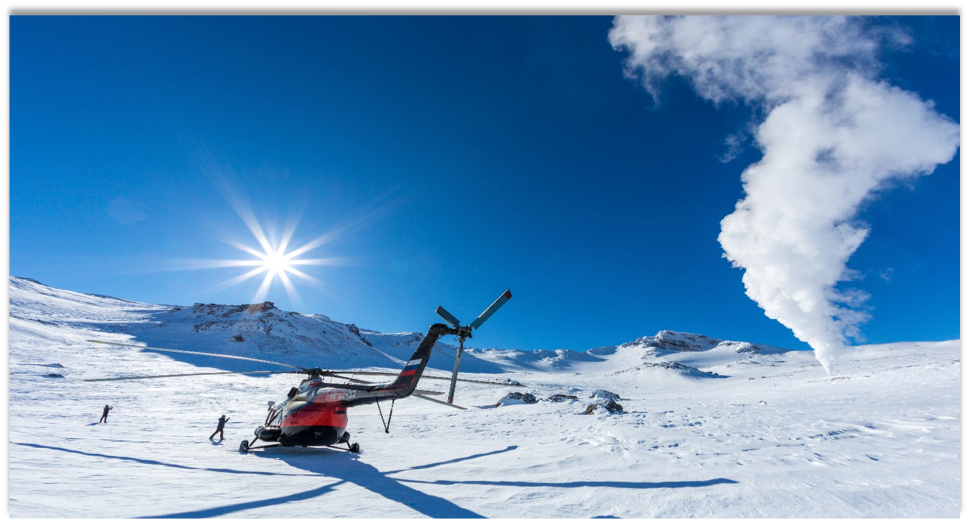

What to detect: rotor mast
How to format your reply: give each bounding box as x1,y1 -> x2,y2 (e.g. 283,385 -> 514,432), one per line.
435,289 -> 512,404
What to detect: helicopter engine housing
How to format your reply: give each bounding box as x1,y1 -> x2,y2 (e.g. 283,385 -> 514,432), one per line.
254,426 -> 281,442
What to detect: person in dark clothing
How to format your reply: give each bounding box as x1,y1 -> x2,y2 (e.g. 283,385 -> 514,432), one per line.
209,414 -> 230,441
99,405 -> 113,423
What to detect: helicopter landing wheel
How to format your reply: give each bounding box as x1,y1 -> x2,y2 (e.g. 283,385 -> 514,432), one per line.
239,440 -> 250,453
349,442 -> 360,453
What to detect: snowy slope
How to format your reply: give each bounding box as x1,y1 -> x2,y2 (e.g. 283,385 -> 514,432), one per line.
9,276 -> 499,374
8,277 -> 960,518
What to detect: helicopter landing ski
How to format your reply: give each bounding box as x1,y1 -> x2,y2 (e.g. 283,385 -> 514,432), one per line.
84,290 -> 515,454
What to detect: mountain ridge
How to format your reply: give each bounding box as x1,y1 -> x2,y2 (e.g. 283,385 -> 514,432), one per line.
10,275 -> 800,380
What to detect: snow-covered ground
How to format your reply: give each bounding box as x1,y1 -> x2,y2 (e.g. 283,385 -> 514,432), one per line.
8,277 -> 960,518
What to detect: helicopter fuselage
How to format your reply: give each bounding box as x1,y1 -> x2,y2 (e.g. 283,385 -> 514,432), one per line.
258,385 -> 352,446
253,324 -> 455,448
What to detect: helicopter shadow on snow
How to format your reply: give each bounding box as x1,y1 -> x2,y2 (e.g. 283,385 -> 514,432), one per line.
246,445 -> 738,518
11,442 -> 315,480
147,446 -> 518,518
13,442 -> 419,519
242,445 -> 525,519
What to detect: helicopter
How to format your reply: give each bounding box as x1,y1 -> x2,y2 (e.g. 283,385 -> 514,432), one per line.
84,290 -> 516,454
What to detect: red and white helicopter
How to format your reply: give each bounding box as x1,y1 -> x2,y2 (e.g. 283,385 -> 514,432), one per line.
85,290 -> 515,453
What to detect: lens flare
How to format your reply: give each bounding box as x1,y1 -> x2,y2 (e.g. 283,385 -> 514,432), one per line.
176,170 -> 396,308
260,250 -> 290,275
215,225 -> 342,306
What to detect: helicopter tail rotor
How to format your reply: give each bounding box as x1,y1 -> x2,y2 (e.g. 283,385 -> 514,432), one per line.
437,290 -> 513,403
469,289 -> 512,330
434,306 -> 462,329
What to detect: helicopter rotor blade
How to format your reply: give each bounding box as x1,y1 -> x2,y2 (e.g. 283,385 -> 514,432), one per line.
329,371 -> 524,387
325,373 -> 375,384
412,392 -> 468,410
87,340 -> 310,372
418,374 -> 524,387
83,370 -> 300,382
434,306 -> 462,329
468,289 -> 512,330
412,389 -> 445,396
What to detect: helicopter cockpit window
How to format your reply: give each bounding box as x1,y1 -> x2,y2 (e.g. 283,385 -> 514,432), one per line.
298,380 -> 322,392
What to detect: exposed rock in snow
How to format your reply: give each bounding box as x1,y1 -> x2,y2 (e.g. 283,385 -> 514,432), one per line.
346,324 -> 373,346
584,399 -> 624,414
496,392 -> 538,406
546,394 -> 578,402
725,341 -> 787,354
589,389 -> 621,401
640,361 -> 728,379
645,330 -> 722,351
585,390 -> 625,414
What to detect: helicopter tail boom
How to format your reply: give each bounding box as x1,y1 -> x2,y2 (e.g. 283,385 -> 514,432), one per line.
386,323 -> 454,395
340,323 -> 456,407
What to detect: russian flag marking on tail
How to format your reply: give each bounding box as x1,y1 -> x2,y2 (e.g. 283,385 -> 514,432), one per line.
399,358 -> 423,378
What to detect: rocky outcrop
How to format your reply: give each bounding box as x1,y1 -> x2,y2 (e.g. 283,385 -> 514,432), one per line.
496,392 -> 538,407
584,399 -> 623,414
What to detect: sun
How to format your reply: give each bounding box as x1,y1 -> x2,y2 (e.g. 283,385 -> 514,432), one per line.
226,230 -> 337,305
181,175 -> 377,306
260,249 -> 291,275
189,215 -> 343,307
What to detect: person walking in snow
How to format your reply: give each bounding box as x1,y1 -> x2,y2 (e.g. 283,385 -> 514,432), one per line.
99,404 -> 113,423
209,414 -> 230,441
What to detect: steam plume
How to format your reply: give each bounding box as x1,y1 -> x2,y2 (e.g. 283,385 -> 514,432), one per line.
609,16 -> 959,372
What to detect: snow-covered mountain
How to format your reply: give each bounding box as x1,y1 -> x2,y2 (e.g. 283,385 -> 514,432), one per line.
8,276 -> 960,518
9,276 -> 504,374
9,276 -> 784,377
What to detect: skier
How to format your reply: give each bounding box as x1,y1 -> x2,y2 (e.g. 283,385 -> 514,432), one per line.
209,414 -> 230,441
99,404 -> 113,423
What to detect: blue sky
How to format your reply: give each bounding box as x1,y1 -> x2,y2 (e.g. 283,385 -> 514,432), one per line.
10,16 -> 960,354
